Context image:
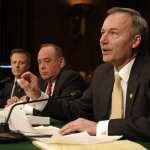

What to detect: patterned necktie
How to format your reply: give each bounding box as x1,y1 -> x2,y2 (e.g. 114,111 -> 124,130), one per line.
110,73 -> 123,119
46,81 -> 52,96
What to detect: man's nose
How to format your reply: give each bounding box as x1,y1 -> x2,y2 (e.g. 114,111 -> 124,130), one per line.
39,63 -> 45,70
15,62 -> 20,67
100,33 -> 108,44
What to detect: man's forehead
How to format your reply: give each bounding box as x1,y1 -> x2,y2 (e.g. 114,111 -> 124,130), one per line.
39,46 -> 56,56
11,53 -> 28,59
102,13 -> 132,29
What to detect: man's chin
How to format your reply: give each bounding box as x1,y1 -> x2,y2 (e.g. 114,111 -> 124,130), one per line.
102,57 -> 112,63
14,74 -> 21,78
41,75 -> 50,80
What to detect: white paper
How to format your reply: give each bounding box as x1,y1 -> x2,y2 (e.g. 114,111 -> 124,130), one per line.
0,108 -> 8,123
33,125 -> 59,135
27,115 -> 50,126
32,126 -> 60,143
8,105 -> 41,135
2,104 -> 59,137
48,131 -> 122,144
33,131 -> 121,145
2,106 -> 121,145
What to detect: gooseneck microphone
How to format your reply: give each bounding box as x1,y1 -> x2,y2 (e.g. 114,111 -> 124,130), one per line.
0,77 -> 10,89
0,98 -> 49,143
0,90 -> 81,143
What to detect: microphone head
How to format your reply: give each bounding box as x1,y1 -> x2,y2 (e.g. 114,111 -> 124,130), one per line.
0,77 -> 10,83
0,77 -> 10,88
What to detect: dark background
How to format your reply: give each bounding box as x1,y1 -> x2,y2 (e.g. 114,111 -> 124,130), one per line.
0,0 -> 150,78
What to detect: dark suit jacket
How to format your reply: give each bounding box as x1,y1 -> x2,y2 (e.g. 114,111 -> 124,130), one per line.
33,67 -> 87,115
0,78 -> 26,108
42,55 -> 150,141
39,68 -> 87,98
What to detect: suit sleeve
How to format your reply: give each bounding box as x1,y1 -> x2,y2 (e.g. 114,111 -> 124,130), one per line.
37,85 -> 93,122
33,70 -> 89,118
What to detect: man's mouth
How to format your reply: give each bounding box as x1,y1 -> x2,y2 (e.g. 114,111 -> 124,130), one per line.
41,72 -> 48,75
102,48 -> 112,54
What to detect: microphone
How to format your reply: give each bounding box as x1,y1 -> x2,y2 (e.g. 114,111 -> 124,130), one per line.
0,90 -> 81,143
0,98 -> 48,143
0,77 -> 10,89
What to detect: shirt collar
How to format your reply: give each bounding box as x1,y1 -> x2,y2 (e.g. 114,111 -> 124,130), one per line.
14,78 -> 18,83
114,58 -> 135,83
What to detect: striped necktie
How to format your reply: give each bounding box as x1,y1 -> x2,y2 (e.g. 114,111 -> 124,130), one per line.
46,81 -> 52,96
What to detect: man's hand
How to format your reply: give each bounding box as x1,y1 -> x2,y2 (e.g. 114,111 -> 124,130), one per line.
59,118 -> 97,136
18,71 -> 41,99
5,96 -> 20,107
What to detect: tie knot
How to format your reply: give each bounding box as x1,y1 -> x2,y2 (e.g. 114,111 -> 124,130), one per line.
114,73 -> 121,84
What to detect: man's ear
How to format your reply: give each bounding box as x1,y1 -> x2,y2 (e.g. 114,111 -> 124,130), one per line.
60,57 -> 65,68
132,34 -> 141,49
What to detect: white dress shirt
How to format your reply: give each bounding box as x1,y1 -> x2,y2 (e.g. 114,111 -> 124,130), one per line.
96,58 -> 135,137
25,81 -> 55,115
11,78 -> 17,98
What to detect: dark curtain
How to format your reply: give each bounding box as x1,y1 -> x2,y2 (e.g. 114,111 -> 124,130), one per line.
0,0 -> 31,64
0,0 -> 150,76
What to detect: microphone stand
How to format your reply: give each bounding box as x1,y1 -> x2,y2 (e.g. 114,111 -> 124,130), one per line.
0,98 -> 48,143
0,91 -> 81,143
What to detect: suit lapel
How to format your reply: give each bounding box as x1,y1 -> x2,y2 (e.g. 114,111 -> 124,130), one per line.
39,79 -> 47,92
52,70 -> 65,98
95,67 -> 114,120
125,56 -> 143,118
52,78 -> 62,98
7,80 -> 14,98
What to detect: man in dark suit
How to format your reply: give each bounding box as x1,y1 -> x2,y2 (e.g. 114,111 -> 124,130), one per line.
39,67 -> 86,101
19,7 -> 150,141
38,43 -> 86,97
24,43 -> 87,116
0,48 -> 31,108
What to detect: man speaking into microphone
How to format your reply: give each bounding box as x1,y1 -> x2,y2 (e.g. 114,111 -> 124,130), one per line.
18,7 -> 150,141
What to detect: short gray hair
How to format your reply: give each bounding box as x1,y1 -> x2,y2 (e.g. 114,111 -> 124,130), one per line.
107,7 -> 149,45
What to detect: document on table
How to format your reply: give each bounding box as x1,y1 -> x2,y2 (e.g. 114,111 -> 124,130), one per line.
33,131 -> 121,144
33,132 -> 124,150
49,131 -> 121,144
2,104 -> 59,136
33,130 -> 146,150
33,139 -> 147,150
2,104 -> 122,145
27,115 -> 50,126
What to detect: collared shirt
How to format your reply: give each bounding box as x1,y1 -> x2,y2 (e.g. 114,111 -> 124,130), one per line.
96,58 -> 135,137
117,58 -> 135,117
25,80 -> 56,114
10,78 -> 17,98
